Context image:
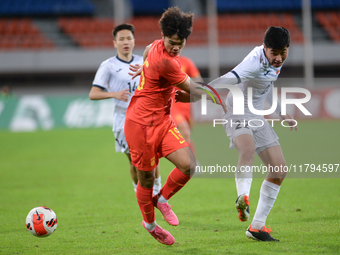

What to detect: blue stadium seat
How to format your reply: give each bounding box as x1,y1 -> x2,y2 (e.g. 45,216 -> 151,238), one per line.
131,0 -> 169,15
217,0 -> 340,12
0,0 -> 95,16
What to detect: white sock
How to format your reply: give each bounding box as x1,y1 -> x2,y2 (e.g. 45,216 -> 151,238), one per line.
251,180 -> 280,230
153,176 -> 162,196
235,165 -> 253,197
154,176 -> 161,184
144,221 -> 157,231
133,181 -> 137,193
157,194 -> 168,204
154,176 -> 161,187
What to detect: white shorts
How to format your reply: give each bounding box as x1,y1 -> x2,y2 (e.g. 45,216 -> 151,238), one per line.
114,130 -> 129,154
224,117 -> 279,155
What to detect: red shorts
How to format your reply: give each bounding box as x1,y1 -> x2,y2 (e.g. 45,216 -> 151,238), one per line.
171,102 -> 191,127
124,117 -> 188,171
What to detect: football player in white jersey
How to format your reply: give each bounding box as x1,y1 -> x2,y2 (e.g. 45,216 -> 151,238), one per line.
89,24 -> 162,195
209,27 -> 296,241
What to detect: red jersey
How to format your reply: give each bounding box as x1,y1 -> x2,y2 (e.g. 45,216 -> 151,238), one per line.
179,56 -> 200,78
126,39 -> 188,126
170,55 -> 201,126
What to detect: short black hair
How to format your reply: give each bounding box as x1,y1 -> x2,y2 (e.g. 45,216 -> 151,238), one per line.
159,6 -> 193,40
264,26 -> 290,49
112,23 -> 135,40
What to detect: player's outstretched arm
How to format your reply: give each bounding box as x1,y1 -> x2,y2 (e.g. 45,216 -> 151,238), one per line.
89,86 -> 131,102
176,78 -> 227,113
208,72 -> 240,87
174,90 -> 195,103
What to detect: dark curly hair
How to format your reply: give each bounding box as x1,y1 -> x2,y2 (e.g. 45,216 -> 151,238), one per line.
264,26 -> 290,49
159,6 -> 193,40
112,23 -> 135,40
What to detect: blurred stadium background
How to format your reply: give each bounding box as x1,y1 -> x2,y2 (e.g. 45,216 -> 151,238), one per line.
0,0 -> 340,131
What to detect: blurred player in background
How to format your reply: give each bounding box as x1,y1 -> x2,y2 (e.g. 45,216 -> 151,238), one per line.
126,7 -> 224,245
209,26 -> 296,241
171,56 -> 203,155
0,85 -> 14,99
89,23 -> 162,196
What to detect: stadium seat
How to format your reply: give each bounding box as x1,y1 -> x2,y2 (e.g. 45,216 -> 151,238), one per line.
0,0 -> 95,17
58,17 -> 115,48
216,13 -> 303,45
59,16 -> 166,48
217,0 -> 340,12
0,18 -> 54,50
58,13 -> 305,48
315,11 -> 340,42
131,0 -> 169,15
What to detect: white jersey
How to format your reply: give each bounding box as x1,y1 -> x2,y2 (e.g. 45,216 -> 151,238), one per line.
93,54 -> 143,132
210,45 -> 283,120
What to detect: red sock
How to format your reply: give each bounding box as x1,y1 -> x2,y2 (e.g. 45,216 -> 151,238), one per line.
160,167 -> 191,200
136,184 -> 155,223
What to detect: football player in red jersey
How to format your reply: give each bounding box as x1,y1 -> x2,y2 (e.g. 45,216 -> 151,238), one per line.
125,7 -> 224,245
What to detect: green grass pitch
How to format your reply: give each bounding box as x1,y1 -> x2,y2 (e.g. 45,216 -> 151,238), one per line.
0,120 -> 339,254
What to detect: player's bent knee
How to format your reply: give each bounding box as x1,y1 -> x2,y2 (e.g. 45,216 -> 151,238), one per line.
138,176 -> 155,188
137,170 -> 155,188
166,147 -> 193,176
267,171 -> 287,185
238,148 -> 255,163
177,160 -> 192,175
